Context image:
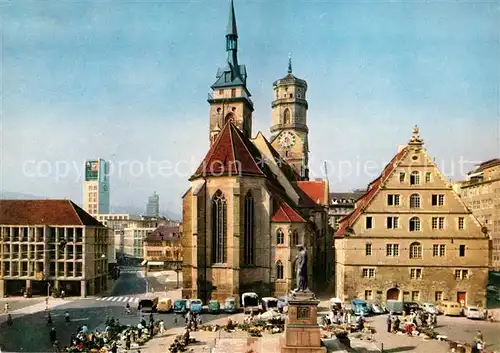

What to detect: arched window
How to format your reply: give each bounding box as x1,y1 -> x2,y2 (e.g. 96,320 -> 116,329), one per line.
276,261 -> 284,279
283,109 -> 291,124
409,217 -> 421,232
409,194 -> 420,208
243,191 -> 254,264
409,242 -> 422,258
291,229 -> 299,246
410,171 -> 420,185
276,228 -> 284,245
212,190 -> 227,263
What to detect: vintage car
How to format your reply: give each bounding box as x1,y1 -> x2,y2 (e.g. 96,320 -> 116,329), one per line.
330,298 -> 343,311
138,296 -> 158,313
208,300 -> 221,314
370,302 -> 385,315
421,303 -> 439,315
156,298 -> 173,313
438,301 -> 461,316
261,297 -> 279,312
351,299 -> 370,316
465,306 -> 485,320
173,299 -> 188,314
189,299 -> 203,314
242,292 -> 260,314
385,300 -> 403,314
224,298 -> 237,313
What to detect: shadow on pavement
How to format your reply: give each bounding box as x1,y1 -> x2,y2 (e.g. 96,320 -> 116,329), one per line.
383,347 -> 417,352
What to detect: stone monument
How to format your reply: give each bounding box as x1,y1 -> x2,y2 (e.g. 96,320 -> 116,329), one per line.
280,246 -> 326,353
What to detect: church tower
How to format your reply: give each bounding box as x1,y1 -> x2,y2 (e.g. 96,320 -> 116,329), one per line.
270,56 -> 309,180
208,0 -> 254,145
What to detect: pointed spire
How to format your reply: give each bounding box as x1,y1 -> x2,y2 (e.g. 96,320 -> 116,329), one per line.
226,0 -> 238,37
288,53 -> 292,74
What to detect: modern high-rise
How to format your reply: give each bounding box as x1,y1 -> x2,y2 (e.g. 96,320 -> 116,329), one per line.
83,159 -> 110,216
146,191 -> 160,217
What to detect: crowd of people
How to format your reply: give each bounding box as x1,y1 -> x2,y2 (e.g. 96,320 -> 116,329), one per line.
386,310 -> 438,336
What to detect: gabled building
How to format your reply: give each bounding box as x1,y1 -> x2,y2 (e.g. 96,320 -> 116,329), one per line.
182,1 -> 331,304
334,127 -> 489,307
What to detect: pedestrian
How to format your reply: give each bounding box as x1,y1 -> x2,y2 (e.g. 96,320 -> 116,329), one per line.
173,313 -> 178,325
471,339 -> 480,353
125,336 -> 131,350
47,312 -> 53,325
137,323 -> 143,338
49,327 -> 57,344
159,320 -> 165,335
4,302 -> 9,313
386,314 -> 392,333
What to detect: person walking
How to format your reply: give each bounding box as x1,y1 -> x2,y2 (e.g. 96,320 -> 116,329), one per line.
49,327 -> 57,344
159,320 -> 165,336
386,314 -> 392,333
4,302 -> 9,313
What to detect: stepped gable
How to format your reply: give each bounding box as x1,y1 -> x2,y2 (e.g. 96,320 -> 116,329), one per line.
335,147 -> 408,237
191,121 -> 264,179
0,200 -> 103,227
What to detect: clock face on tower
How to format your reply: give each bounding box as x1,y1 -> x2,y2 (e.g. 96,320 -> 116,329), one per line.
279,131 -> 296,148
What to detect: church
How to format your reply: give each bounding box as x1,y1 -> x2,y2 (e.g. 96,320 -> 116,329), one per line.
181,0 -> 331,304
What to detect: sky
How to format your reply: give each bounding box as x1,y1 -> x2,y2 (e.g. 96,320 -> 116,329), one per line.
1,0 -> 499,215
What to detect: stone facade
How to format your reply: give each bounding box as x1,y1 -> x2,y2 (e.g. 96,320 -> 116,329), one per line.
455,159 -> 500,271
334,127 -> 489,307
181,2 -> 331,305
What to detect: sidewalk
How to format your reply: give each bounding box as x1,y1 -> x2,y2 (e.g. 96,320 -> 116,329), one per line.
0,298 -> 71,324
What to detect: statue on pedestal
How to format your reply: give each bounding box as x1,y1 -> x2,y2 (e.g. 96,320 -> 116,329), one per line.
293,245 -> 309,292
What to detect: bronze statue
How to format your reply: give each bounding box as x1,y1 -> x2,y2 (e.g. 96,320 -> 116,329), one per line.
294,245 -> 309,292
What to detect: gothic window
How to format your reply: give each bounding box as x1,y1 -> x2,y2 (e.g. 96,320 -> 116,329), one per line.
243,191 -> 254,264
409,242 -> 422,259
409,217 -> 421,232
409,194 -> 421,208
283,109 -> 291,124
212,190 -> 227,264
276,261 -> 284,279
276,228 -> 284,245
291,229 -> 299,246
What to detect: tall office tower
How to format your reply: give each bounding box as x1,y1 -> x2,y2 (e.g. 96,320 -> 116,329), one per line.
146,191 -> 159,217
83,159 -> 110,216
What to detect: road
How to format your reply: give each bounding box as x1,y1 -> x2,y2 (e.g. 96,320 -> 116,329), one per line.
0,270 -> 228,352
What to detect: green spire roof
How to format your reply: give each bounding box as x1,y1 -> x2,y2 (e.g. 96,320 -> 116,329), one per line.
226,0 -> 238,37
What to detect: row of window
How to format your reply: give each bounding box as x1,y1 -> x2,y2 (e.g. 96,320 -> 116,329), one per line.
362,267 -> 469,280
276,228 -> 302,246
364,290 -> 436,302
366,216 -> 465,231
365,243 -> 467,258
387,193 -> 445,207
400,171 -> 432,185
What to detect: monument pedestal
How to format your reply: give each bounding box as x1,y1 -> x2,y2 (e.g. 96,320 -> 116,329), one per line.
280,291 -> 327,353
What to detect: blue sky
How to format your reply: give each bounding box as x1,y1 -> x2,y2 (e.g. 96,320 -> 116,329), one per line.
2,0 -> 499,214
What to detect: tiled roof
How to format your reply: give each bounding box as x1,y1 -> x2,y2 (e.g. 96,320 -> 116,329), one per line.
335,147 -> 408,237
295,180 -> 328,207
473,158 -> 500,172
271,194 -> 305,223
0,200 -> 104,227
145,225 -> 181,242
191,121 -> 265,179
259,136 -> 300,181
329,192 -> 364,201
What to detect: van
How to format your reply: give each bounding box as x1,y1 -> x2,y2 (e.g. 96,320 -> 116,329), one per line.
438,301 -> 461,316
138,296 -> 159,313
156,298 -> 173,313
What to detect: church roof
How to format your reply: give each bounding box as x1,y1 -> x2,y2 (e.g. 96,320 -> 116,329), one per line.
191,121 -> 265,179
296,180 -> 329,207
271,194 -> 305,223
335,147 -> 408,237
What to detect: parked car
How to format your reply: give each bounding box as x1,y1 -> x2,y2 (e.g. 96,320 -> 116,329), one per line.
224,298 -> 237,313
351,299 -> 370,316
403,302 -> 420,313
189,299 -> 203,314
438,301 -> 461,316
465,306 -> 485,320
370,302 -> 385,315
208,300 -> 221,314
330,298 -> 343,311
242,292 -> 260,314
261,297 -> 279,312
173,299 -> 188,314
421,303 -> 439,315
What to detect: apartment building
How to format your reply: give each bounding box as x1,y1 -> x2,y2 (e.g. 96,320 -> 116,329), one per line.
0,200 -> 109,297
457,158 -> 500,271
328,192 -> 364,230
143,225 -> 182,271
334,127 -> 489,307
